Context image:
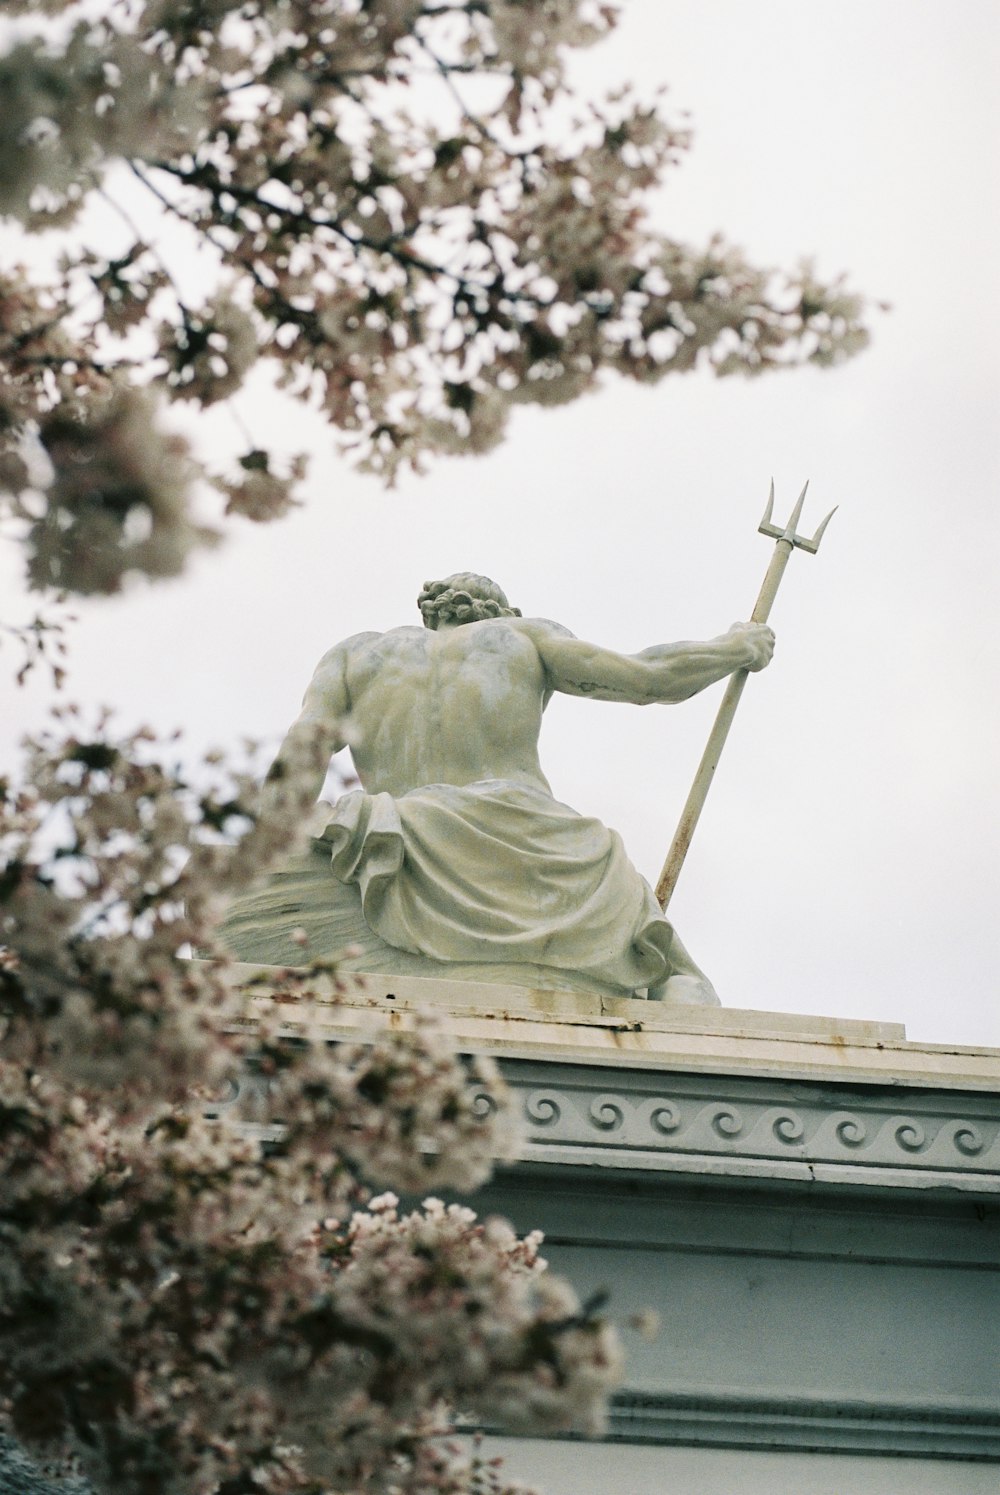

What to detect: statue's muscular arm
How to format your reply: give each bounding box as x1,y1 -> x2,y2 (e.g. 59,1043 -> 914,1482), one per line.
518,618 -> 775,705
266,632 -> 378,799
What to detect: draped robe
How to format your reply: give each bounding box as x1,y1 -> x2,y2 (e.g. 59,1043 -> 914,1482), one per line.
219,777 -> 686,1000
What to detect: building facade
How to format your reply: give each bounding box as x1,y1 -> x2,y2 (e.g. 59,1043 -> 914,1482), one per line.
264,972 -> 1000,1495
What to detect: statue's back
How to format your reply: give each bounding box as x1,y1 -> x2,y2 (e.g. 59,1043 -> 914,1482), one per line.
345,619 -> 549,797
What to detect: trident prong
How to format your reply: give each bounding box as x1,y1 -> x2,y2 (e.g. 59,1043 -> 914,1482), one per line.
655,481 -> 836,911
758,477 -> 836,555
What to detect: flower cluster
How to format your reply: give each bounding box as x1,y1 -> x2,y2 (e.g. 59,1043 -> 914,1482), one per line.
217,450 -> 307,523
0,0 -> 873,596
0,272 -> 215,596
0,717 -> 620,1493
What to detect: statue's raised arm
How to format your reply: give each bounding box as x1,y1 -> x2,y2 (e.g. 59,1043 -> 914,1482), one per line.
519,617 -> 775,705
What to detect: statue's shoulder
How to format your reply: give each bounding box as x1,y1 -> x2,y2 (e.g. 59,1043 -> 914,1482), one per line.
340,628 -> 386,649
313,630 -> 382,668
512,616 -> 577,642
338,625 -> 431,667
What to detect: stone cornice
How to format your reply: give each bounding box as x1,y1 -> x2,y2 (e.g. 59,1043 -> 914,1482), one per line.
216,964 -> 1000,1195
491,1059 -> 1000,1193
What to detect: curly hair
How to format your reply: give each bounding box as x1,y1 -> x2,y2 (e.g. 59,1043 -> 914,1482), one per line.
417,572 -> 521,630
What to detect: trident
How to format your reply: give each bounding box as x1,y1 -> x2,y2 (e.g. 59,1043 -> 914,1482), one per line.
654,481 -> 836,910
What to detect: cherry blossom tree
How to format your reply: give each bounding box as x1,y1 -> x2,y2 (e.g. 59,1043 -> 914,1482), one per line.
1,714 -> 622,1494
0,4 -> 874,1491
0,0 -> 871,601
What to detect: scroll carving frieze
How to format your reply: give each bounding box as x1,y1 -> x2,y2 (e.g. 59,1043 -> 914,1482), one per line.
207,1050 -> 1000,1190
512,1069 -> 1000,1182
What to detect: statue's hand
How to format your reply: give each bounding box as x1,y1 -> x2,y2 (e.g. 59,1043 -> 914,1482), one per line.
728,621 -> 775,672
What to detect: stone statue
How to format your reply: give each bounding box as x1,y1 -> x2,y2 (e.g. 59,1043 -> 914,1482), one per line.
220,574 -> 775,1004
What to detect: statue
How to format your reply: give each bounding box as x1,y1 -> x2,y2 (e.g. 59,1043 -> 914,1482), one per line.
220,574 -> 775,1004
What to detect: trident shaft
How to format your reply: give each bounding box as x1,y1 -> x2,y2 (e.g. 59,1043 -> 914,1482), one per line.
654,481 -> 836,910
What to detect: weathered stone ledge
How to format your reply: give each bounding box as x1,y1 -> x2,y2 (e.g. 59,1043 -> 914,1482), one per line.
209,963 -> 1000,1195
220,963 -> 1000,1094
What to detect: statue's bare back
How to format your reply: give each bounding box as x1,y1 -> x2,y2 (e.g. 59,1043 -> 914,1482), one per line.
341,620 -> 552,798
283,605 -> 774,807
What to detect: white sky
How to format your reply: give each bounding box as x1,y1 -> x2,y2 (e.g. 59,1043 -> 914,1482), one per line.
2,0 -> 998,1046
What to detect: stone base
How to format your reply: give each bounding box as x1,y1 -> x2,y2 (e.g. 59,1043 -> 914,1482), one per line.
219,964 -> 1000,1471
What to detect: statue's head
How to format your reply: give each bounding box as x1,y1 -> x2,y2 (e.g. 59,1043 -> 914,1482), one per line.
418,573 -> 522,630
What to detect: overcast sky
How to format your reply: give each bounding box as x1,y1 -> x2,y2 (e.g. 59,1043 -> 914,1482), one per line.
2,0 -> 998,1047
